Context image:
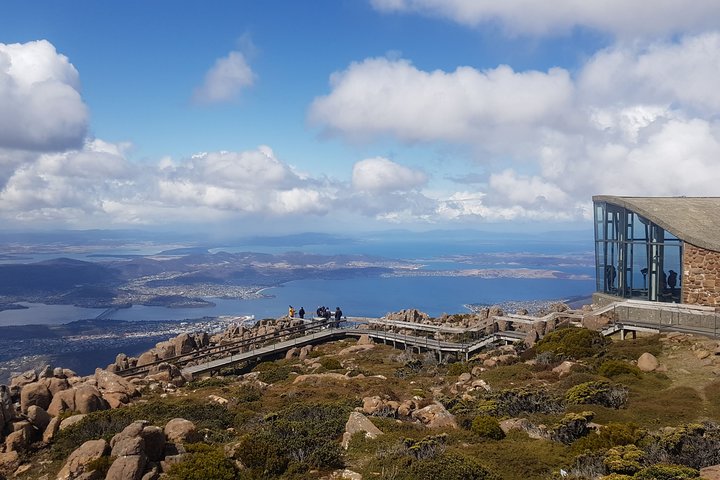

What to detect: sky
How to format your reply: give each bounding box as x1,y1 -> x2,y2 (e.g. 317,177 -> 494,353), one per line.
1,1 -> 720,235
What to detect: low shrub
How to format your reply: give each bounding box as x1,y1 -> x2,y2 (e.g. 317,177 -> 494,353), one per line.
633,463 -> 699,479
447,362 -> 472,376
319,356 -> 343,371
253,361 -> 294,383
565,381 -> 628,409
598,360 -> 641,378
535,327 -> 608,360
235,401 -> 351,477
407,451 -> 499,480
549,411 -> 595,444
471,416 -> 505,440
52,398 -> 235,459
571,422 -> 643,454
642,422 -> 720,469
604,445 -> 644,476
489,388 -> 565,416
166,444 -> 238,480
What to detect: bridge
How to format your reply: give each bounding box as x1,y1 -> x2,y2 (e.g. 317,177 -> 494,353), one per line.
115,298 -> 720,380
116,316 -> 527,379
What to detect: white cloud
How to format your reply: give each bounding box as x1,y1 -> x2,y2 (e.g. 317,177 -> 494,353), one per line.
370,0 -> 720,37
578,33 -> 720,113
194,50 -> 255,104
0,40 -> 88,151
352,157 -> 427,191
310,57 -> 573,143
308,32 -> 720,223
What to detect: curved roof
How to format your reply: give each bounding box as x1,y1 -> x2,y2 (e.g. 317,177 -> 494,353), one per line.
593,196 -> 720,252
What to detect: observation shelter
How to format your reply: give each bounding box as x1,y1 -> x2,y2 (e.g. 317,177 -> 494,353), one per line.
593,196 -> 720,307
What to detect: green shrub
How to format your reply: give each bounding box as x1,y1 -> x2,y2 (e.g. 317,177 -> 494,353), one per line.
232,384 -> 262,403
403,434 -> 448,459
253,361 -> 294,383
549,411 -> 595,444
488,388 -> 565,416
319,356 -> 343,371
471,416 -> 505,440
566,381 -> 628,409
642,422 -> 720,469
187,377 -> 233,389
52,398 -> 235,459
633,463 -> 699,479
407,451 -> 498,480
604,445 -> 644,475
535,327 -> 608,360
166,444 -> 238,480
572,422 -> 643,453
447,362 -> 472,376
236,402 -> 351,477
598,360 -> 641,378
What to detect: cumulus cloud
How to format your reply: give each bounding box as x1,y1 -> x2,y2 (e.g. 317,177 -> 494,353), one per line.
310,31 -> 720,223
0,40 -> 88,151
309,57 -> 573,143
193,50 -> 256,104
370,0 -> 720,37
352,157 -> 427,191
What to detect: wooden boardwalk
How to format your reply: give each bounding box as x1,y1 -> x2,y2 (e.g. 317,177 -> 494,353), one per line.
180,325 -> 526,379
117,298 -> 720,380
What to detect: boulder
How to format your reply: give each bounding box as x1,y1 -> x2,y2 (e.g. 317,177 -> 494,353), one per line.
164,418 -> 199,444
141,426 -> 166,462
103,392 -> 131,409
700,464 -> 720,480
111,421 -> 147,449
43,416 -> 61,443
46,377 -> 71,396
4,423 -> 32,453
74,384 -> 109,413
136,351 -> 158,367
552,361 -> 575,376
411,402 -> 458,429
60,414 -> 87,431
341,412 -> 384,449
106,454 -> 147,480
285,347 -> 299,359
0,451 -> 20,475
95,368 -> 139,398
171,333 -> 197,355
26,405 -> 51,431
57,439 -> 109,480
637,352 -> 659,372
524,329 -> 540,348
362,396 -> 384,416
10,370 -> 37,394
111,436 -> 145,457
20,381 -> 52,413
47,388 -> 77,417
398,400 -> 415,417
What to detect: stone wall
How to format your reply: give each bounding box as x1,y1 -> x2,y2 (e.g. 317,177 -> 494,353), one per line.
682,242 -> 720,307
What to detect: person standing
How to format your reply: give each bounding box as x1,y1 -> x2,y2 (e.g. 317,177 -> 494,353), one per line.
298,307 -> 305,319
334,306 -> 343,327
288,305 -> 295,318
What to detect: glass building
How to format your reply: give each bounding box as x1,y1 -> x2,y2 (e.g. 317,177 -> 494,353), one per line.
593,196 -> 720,305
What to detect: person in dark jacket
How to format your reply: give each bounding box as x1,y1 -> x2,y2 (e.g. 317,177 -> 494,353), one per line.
334,307 -> 343,327
298,307 -> 305,319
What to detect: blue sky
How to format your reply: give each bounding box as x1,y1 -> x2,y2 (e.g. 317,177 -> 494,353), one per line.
1,1 -> 720,234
